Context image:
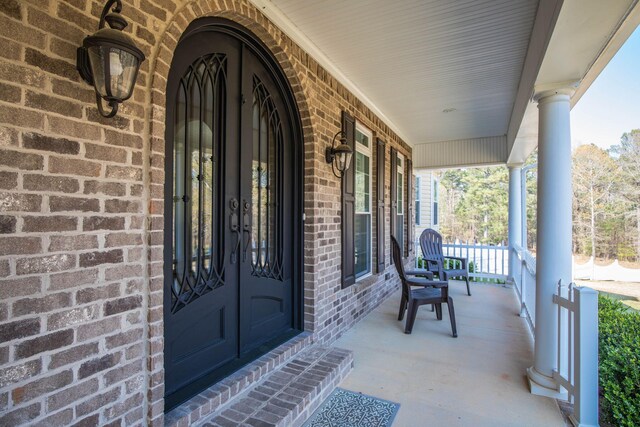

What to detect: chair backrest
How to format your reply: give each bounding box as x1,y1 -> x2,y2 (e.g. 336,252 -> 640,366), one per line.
419,228 -> 444,262
391,235 -> 410,298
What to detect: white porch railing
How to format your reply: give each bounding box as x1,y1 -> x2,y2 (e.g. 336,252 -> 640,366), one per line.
513,245 -> 537,332
414,239 -> 509,281
553,281 -> 599,427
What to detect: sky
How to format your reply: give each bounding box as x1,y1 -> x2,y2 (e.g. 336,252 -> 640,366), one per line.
571,25 -> 640,150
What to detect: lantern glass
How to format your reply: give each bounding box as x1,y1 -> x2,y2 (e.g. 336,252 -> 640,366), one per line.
336,150 -> 353,173
88,45 -> 139,100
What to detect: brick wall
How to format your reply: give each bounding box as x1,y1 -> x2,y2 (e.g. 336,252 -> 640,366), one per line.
0,0 -> 412,425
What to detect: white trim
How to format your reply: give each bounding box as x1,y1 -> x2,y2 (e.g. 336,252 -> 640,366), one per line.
415,176 -> 421,226
397,152 -> 405,216
247,0 -> 412,146
355,122 -> 373,279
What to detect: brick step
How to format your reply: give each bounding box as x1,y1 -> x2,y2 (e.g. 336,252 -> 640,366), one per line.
197,345 -> 354,427
165,332 -> 316,426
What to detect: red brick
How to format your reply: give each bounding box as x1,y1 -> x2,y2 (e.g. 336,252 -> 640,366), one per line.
48,342 -> 99,370
0,171 -> 18,189
0,236 -> 41,254
0,359 -> 41,388
0,0 -> 22,20
104,129 -> 143,149
105,232 -> 143,247
105,199 -> 141,213
106,165 -> 143,181
25,91 -> 83,118
76,282 -> 120,304
47,305 -> 99,331
15,329 -> 73,359
48,270 -> 97,293
0,149 -> 43,171
0,276 -> 42,298
16,253 -> 76,275
47,378 -> 99,411
23,175 -> 79,193
0,82 -> 21,103
13,292 -> 72,316
83,216 -> 125,231
49,234 -> 99,252
85,143 -> 127,163
0,62 -> 47,91
49,157 -> 101,177
0,215 -> 16,233
49,196 -> 100,213
0,192 -> 41,212
0,318 -> 40,342
23,216 -> 77,232
84,180 -> 126,196
0,15 -> 45,49
25,7 -> 84,48
47,116 -> 101,141
12,370 -> 73,404
0,402 -> 41,426
23,132 -> 80,155
79,249 -> 123,267
78,352 -> 121,379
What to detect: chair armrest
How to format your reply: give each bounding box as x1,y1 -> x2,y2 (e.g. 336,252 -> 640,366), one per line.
405,277 -> 448,288
404,269 -> 434,280
444,256 -> 467,269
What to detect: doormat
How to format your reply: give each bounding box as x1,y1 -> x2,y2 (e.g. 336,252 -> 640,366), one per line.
303,388 -> 400,427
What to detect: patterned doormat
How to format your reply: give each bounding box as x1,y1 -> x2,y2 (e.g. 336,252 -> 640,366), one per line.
303,388 -> 400,427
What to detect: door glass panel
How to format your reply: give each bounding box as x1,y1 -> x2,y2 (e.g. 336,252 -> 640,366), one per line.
171,54 -> 227,313
251,76 -> 283,280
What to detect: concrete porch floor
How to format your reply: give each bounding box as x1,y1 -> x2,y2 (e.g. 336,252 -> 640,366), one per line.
334,282 -> 565,426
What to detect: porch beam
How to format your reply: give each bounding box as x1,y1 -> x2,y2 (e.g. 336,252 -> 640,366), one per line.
527,85 -> 574,399
412,136 -> 507,170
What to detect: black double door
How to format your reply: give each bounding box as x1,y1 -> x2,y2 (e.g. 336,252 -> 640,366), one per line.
163,25 -> 299,410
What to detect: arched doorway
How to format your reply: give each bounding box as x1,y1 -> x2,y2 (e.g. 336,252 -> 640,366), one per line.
163,18 -> 303,410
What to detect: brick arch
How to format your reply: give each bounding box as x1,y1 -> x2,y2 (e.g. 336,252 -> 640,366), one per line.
143,1 -> 316,423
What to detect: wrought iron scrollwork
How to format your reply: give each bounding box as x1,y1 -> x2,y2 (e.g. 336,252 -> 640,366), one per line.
171,53 -> 227,313
250,76 -> 284,280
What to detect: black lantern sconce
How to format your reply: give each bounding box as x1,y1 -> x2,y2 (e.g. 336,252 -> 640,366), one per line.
325,131 -> 353,178
77,0 -> 145,118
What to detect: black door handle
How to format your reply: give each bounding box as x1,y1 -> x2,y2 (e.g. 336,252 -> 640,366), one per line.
242,200 -> 251,262
229,198 -> 240,263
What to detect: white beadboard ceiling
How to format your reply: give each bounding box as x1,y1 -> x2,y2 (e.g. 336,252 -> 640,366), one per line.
261,0 -> 539,146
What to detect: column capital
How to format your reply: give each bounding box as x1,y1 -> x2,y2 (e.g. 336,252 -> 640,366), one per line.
507,162 -> 524,170
533,81 -> 579,102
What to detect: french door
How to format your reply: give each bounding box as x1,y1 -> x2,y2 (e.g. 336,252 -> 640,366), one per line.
163,21 -> 301,410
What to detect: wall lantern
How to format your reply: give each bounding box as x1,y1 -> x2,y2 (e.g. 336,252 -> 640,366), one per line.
325,131 -> 353,178
76,0 -> 145,118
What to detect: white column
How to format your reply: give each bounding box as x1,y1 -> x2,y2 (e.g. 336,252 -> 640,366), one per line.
527,87 -> 574,398
507,164 -> 522,285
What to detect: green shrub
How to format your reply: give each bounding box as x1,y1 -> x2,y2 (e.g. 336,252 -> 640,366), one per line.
598,295 -> 640,426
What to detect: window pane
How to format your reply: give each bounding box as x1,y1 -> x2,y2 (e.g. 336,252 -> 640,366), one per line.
250,76 -> 283,280
355,213 -> 371,277
355,152 -> 370,213
355,128 -> 369,148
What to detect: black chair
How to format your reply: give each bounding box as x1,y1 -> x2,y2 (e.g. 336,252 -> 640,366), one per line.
420,228 -> 471,296
391,235 -> 457,337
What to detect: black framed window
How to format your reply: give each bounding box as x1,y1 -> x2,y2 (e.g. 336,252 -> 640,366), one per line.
354,122 -> 372,279
396,153 -> 405,253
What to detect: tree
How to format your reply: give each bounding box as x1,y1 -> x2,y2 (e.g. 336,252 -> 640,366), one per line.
572,144 -> 617,260
611,129 -> 640,261
439,166 -> 508,244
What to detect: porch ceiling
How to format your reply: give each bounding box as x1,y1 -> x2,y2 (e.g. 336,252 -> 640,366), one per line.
253,0 -> 539,146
